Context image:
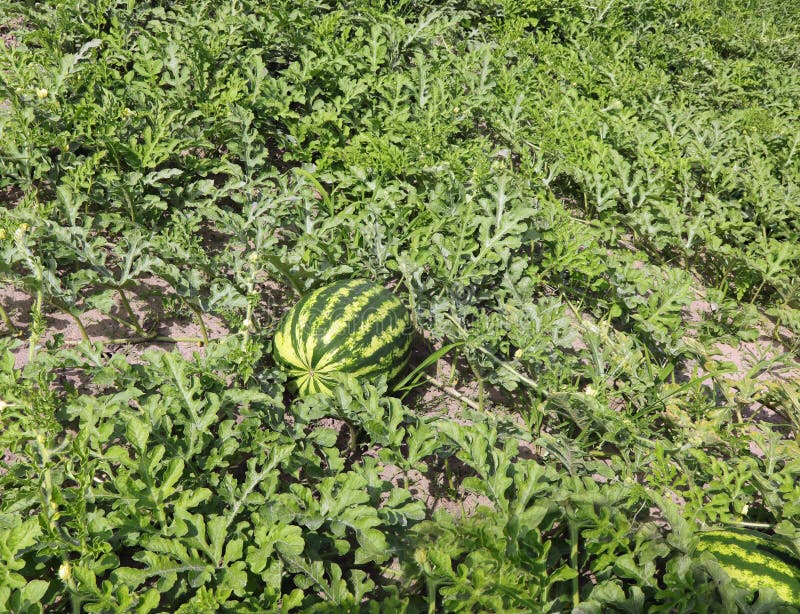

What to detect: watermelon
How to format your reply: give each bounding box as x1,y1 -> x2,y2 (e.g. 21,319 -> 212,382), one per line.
695,528 -> 800,604
273,278 -> 412,396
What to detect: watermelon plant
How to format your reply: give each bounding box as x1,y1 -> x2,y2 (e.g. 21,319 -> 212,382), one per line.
0,0 -> 799,611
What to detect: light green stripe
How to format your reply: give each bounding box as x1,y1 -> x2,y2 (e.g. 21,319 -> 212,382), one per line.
318,284 -> 386,350
310,280 -> 370,341
274,326 -> 306,370
339,300 -> 400,353
347,321 -> 407,372
705,545 -> 794,575
698,532 -> 800,603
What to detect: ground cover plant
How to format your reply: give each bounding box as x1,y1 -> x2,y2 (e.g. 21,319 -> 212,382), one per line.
1,0 -> 799,611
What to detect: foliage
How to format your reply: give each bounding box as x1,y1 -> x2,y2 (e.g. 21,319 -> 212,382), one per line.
0,0 -> 799,610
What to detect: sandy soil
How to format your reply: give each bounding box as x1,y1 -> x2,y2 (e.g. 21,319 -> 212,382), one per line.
1,278 -> 229,370
0,16 -> 24,49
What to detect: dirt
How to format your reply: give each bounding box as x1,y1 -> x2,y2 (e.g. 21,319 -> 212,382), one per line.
1,277 -> 229,370
0,16 -> 24,49
684,293 -> 798,372
379,462 -> 493,518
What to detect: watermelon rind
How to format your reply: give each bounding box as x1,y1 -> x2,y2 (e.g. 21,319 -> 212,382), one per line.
695,528 -> 800,605
273,278 -> 412,396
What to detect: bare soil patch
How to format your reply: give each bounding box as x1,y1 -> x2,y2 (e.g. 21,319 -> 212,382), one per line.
1,277 -> 230,370
0,16 -> 24,49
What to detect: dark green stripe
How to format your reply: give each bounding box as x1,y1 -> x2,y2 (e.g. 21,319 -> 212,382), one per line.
324,302 -> 399,361
311,286 -> 399,364
699,531 -> 800,570
288,286 -> 320,366
287,280 -> 363,365
708,551 -> 800,595
302,279 -> 371,345
349,324 -> 411,374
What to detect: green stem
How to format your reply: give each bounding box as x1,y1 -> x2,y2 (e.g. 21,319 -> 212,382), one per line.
63,335 -> 206,346
125,190 -> 136,223
445,457 -> 455,493
441,313 -> 540,393
749,278 -> 767,306
0,301 -> 18,335
266,255 -> 303,297
117,288 -> 145,334
241,284 -> 255,349
51,301 -> 91,343
35,434 -> 59,538
295,167 -> 334,217
474,346 -> 539,390
728,520 -> 772,529
104,309 -> 146,334
186,303 -> 209,347
426,577 -> 437,614
423,374 -> 481,411
401,275 -> 419,331
28,288 -> 44,363
568,506 -> 580,608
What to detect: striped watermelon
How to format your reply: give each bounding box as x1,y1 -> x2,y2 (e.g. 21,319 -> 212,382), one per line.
695,528 -> 800,604
273,278 -> 412,396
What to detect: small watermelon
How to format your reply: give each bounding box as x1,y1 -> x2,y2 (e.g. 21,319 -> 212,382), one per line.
273,278 -> 412,396
695,528 -> 800,604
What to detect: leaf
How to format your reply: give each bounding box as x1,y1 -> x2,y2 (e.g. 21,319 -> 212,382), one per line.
353,527 -> 389,565
548,564 -> 579,584
223,539 -> 244,566
218,561 -> 248,597
18,579 -> 49,605
136,589 -> 161,614
207,514 -> 228,563
159,458 -> 184,500
113,551 -> 211,592
0,520 -> 41,569
125,417 -> 150,452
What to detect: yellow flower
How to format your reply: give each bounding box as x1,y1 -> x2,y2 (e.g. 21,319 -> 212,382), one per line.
36,88 -> 48,99
58,561 -> 72,582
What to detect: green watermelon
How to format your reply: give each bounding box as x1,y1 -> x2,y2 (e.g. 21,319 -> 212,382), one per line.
695,528 -> 800,604
273,278 -> 412,396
